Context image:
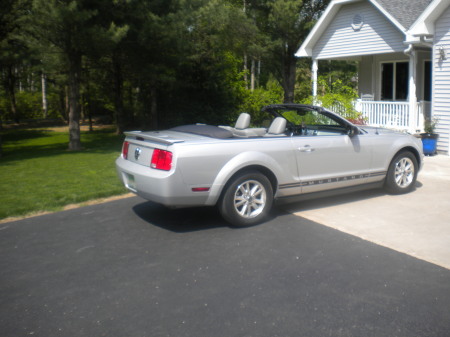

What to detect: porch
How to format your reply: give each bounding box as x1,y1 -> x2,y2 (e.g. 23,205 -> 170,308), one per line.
295,0 -> 450,154
353,100 -> 430,133
312,49 -> 432,134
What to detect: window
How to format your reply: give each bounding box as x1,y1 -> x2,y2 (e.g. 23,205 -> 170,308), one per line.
281,108 -> 346,136
381,62 -> 409,100
424,61 -> 431,102
282,109 -> 339,127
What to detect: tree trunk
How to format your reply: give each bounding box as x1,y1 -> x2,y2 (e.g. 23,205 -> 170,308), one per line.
243,53 -> 248,89
84,78 -> 93,132
7,65 -> 19,123
85,93 -> 93,132
58,86 -> 69,122
250,58 -> 255,91
150,87 -> 158,130
0,118 -> 2,158
282,47 -> 297,103
41,72 -> 48,118
68,53 -> 82,151
113,54 -> 125,135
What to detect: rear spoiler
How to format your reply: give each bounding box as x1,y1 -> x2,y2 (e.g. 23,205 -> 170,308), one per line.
124,131 -> 185,145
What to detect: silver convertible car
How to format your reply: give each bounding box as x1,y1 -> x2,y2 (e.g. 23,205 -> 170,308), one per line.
116,104 -> 423,227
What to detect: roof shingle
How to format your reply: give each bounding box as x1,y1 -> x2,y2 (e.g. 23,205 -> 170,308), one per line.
373,0 -> 434,29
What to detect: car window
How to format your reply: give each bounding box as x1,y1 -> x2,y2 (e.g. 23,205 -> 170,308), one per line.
252,109 -> 276,128
281,108 -> 347,136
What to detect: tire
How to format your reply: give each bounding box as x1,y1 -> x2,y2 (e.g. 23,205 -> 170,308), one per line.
384,151 -> 418,194
219,171 -> 274,227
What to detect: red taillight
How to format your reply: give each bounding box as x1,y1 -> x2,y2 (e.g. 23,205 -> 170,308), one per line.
151,149 -> 173,171
122,141 -> 130,159
192,187 -> 210,192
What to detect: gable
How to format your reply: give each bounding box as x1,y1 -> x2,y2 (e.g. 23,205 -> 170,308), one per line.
374,0 -> 433,30
409,0 -> 450,36
313,1 -> 406,60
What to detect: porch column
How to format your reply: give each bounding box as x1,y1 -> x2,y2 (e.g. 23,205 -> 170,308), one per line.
408,48 -> 418,132
312,59 -> 318,99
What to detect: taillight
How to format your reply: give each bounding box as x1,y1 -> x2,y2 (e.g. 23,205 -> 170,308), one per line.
151,149 -> 173,171
122,141 -> 130,159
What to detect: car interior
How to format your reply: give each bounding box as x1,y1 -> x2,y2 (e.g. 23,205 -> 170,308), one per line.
220,108 -> 349,138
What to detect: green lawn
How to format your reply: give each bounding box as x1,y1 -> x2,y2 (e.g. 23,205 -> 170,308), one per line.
0,127 -> 128,219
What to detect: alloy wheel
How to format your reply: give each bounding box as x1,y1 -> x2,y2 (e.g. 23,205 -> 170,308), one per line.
394,157 -> 414,188
233,180 -> 267,219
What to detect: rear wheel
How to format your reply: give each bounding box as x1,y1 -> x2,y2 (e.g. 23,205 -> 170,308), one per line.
219,171 -> 273,227
384,151 -> 418,194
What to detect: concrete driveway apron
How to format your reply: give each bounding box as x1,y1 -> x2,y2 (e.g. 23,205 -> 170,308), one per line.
283,155 -> 450,270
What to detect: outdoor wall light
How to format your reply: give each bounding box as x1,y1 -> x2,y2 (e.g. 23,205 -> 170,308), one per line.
438,45 -> 447,61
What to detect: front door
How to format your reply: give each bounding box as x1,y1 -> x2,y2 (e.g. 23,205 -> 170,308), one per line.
291,134 -> 372,193
282,108 -> 373,194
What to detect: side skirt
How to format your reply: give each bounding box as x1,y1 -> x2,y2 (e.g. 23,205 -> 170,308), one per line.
274,181 -> 385,206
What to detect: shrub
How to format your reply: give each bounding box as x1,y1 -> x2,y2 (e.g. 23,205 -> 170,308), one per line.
0,91 -> 61,121
238,78 -> 283,125
301,78 -> 365,124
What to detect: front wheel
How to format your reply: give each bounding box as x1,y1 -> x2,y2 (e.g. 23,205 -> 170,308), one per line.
384,151 -> 418,194
219,171 -> 273,227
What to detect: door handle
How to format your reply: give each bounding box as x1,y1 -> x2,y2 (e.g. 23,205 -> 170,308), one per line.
298,145 -> 315,152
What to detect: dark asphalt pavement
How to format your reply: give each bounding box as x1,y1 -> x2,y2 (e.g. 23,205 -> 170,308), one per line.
1,196 -> 450,337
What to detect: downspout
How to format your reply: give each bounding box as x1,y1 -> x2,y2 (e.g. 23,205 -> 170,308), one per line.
404,44 -> 413,56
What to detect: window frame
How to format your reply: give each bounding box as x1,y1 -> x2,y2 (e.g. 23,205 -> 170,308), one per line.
423,60 -> 432,102
380,61 -> 409,101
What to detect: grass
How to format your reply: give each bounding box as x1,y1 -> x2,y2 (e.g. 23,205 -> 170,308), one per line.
0,126 -> 128,220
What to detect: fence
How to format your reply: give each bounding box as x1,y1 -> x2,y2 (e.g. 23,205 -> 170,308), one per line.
353,100 -> 428,132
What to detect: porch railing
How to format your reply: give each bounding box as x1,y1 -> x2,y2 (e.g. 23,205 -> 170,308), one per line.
353,100 -> 428,132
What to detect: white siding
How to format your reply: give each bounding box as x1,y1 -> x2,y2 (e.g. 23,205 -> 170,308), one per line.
433,5 -> 450,154
313,2 -> 406,60
358,56 -> 374,96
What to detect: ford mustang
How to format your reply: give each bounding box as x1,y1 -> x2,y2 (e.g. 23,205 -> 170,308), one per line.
116,104 -> 424,227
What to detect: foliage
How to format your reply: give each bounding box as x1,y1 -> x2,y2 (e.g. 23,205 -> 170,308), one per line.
302,76 -> 364,123
238,78 -> 284,125
0,91 -> 60,120
424,117 -> 438,134
0,0 -> 356,137
258,0 -> 330,102
294,58 -> 313,102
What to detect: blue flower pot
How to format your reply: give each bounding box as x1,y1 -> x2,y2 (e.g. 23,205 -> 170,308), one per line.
421,133 -> 439,156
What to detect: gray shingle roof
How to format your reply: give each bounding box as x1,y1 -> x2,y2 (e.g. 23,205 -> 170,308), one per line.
374,0 -> 434,29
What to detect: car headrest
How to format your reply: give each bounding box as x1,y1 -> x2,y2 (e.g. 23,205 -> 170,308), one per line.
235,113 -> 251,130
267,117 -> 287,135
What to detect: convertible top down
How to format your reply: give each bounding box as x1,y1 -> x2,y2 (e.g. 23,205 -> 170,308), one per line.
116,104 -> 424,226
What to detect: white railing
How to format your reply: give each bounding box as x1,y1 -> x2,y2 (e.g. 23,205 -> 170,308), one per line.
354,100 -> 428,132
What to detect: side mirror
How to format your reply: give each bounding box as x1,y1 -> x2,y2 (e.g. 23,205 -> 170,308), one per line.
347,126 -> 360,137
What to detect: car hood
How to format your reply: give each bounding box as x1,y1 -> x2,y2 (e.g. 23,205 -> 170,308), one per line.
359,126 -> 408,136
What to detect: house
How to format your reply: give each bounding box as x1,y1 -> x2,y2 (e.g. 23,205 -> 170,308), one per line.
296,0 -> 450,155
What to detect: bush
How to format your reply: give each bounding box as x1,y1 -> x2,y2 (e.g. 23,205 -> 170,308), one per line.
301,78 -> 365,123
0,91 -> 61,121
238,78 -> 283,125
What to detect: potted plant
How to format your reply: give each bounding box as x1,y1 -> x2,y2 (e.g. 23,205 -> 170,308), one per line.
421,117 -> 439,156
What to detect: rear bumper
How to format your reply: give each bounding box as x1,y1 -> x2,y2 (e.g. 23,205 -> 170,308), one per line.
115,157 -> 210,207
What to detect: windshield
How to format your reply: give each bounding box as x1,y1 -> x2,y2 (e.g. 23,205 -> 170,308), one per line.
264,106 -> 350,137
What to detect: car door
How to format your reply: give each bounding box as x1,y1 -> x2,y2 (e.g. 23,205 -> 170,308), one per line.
285,109 -> 373,194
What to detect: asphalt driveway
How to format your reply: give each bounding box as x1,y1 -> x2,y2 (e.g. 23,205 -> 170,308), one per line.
1,197 -> 450,337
